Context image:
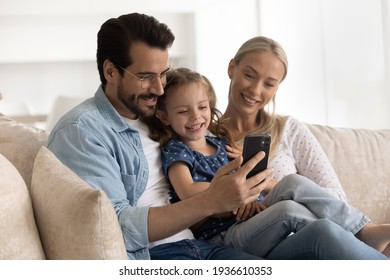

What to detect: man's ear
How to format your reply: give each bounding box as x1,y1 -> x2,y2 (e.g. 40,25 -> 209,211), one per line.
156,110 -> 170,125
103,59 -> 117,82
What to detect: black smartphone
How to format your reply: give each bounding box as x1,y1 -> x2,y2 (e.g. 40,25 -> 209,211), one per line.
242,134 -> 271,178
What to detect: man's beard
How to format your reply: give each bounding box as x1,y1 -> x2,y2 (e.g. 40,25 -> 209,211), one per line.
117,83 -> 157,118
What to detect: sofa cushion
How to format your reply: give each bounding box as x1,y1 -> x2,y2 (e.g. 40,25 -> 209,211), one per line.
308,124 -> 390,224
31,146 -> 128,260
0,113 -> 48,191
0,154 -> 45,259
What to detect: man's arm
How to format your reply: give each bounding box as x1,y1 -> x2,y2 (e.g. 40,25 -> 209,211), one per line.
148,153 -> 272,242
49,121 -> 271,245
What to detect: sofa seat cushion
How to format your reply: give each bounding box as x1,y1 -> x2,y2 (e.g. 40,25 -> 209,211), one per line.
31,146 -> 128,260
0,154 -> 45,259
0,113 -> 48,191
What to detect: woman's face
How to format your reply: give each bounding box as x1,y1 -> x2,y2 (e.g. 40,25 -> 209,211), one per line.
227,51 -> 285,118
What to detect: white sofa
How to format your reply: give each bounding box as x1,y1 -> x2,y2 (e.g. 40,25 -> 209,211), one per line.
0,112 -> 389,259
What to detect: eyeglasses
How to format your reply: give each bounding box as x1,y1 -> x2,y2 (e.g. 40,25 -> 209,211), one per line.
119,66 -> 175,89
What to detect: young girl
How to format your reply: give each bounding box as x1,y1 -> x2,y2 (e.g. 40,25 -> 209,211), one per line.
146,67 -> 388,258
146,68 -> 260,237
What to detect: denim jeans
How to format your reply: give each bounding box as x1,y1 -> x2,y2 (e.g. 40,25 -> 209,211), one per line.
150,222 -> 387,260
208,174 -> 388,259
149,239 -> 262,260
264,174 -> 370,233
266,219 -> 388,259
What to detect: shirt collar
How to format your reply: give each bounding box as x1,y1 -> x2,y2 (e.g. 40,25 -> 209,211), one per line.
94,85 -> 137,133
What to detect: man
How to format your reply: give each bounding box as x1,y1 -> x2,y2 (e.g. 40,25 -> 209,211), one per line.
47,13 -> 267,260
48,13 -> 387,260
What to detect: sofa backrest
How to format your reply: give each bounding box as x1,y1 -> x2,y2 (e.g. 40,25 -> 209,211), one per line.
308,124 -> 390,224
0,113 -> 48,191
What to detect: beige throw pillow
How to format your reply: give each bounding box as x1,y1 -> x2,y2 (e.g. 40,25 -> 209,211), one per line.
31,147 -> 128,259
0,154 -> 45,259
0,113 -> 48,191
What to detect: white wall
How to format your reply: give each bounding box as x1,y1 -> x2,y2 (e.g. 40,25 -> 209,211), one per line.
0,0 -> 389,129
0,0 -> 199,116
193,0 -> 259,112
0,0 -> 258,125
258,0 -> 390,129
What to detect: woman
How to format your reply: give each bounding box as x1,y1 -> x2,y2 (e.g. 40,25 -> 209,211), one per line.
221,35 -> 390,255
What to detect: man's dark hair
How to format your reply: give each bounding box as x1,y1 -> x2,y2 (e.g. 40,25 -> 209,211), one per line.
96,13 -> 175,85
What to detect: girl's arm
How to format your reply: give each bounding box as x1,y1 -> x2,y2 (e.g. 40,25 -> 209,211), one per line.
169,159 -> 271,222
225,144 -> 242,159
168,161 -> 210,200
168,161 -> 234,219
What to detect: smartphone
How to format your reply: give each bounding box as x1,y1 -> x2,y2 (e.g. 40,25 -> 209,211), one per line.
242,134 -> 271,179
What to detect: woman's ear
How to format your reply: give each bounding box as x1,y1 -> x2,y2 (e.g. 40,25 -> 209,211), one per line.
103,59 -> 116,83
227,59 -> 235,79
156,110 -> 170,125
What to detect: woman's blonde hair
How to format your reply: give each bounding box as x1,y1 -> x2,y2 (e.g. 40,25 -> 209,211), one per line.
230,36 -> 289,157
146,67 -> 235,147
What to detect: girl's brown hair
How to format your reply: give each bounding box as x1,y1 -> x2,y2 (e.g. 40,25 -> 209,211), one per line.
146,67 -> 235,147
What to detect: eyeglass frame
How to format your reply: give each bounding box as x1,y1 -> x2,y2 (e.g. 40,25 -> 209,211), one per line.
118,65 -> 175,89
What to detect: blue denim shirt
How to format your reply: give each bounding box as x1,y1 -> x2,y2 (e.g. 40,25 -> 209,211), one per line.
47,86 -> 151,259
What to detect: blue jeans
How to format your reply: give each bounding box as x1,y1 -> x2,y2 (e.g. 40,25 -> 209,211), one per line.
208,174 -> 388,259
149,239 -> 262,260
266,219 -> 388,259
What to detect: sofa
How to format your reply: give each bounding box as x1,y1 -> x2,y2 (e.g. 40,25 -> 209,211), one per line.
0,111 -> 389,259
0,112 -> 128,259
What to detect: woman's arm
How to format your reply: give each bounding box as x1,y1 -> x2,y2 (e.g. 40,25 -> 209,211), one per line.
288,117 -> 347,200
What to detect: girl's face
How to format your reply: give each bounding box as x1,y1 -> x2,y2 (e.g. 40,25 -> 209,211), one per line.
157,82 -> 211,144
227,51 -> 285,118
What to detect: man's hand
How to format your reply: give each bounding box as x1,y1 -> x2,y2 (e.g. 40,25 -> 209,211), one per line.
148,152 -> 272,242
205,151 -> 273,215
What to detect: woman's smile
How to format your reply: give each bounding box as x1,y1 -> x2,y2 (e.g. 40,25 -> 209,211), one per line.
241,93 -> 262,105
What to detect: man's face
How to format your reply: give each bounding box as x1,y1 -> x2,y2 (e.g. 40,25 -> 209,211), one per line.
117,78 -> 159,119
108,41 -> 171,119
